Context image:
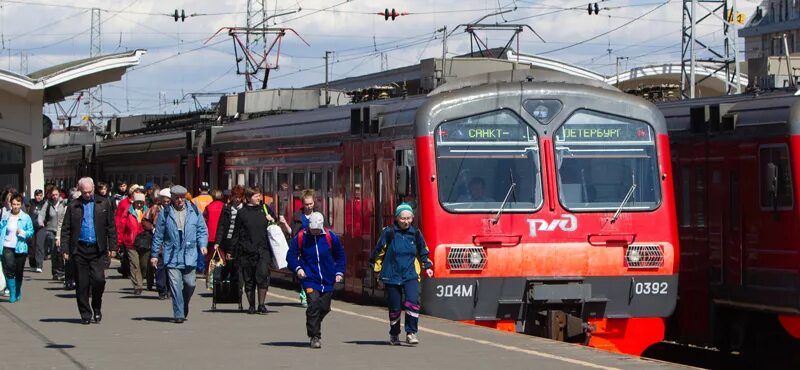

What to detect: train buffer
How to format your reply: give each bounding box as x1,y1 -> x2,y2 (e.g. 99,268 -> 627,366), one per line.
0,262 -> 685,369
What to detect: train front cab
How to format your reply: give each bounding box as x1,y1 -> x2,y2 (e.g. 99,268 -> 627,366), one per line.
415,81 -> 679,356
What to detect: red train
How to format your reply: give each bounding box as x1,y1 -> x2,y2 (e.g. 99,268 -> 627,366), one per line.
659,91 -> 800,359
45,72 -> 679,355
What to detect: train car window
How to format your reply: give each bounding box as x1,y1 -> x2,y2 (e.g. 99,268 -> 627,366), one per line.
353,166 -> 363,235
554,110 -> 661,212
263,170 -> 274,193
759,145 -> 794,209
222,171 -> 232,190
680,167 -> 692,227
326,168 -> 335,229
343,165 -> 351,235
292,170 -> 306,191
236,171 -> 246,186
277,170 -> 290,217
435,109 -> 542,212
695,166 -> 706,227
248,169 -> 259,188
310,170 -> 322,191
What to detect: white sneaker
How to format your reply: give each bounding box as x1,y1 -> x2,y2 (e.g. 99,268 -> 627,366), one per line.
406,333 -> 419,345
389,335 -> 401,345
35,268 -> 43,273
2,289 -> 8,297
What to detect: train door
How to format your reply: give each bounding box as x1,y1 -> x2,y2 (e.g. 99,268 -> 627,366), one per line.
725,168 -> 742,288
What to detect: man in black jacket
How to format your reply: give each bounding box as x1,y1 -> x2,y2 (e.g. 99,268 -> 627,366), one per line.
61,177 -> 118,325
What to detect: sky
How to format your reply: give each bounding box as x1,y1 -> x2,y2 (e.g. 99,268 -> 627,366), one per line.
0,0 -> 760,120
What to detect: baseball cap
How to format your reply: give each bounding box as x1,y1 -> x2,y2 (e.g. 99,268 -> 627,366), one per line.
200,181 -> 210,191
308,212 -> 325,233
133,193 -> 146,202
158,188 -> 171,198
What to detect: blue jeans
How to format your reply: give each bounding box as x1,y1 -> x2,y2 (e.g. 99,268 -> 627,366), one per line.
155,259 -> 167,293
196,245 -> 206,273
386,280 -> 420,335
167,267 -> 196,320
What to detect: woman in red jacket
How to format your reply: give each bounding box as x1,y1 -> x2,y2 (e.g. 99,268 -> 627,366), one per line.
119,193 -> 149,295
203,189 -> 225,274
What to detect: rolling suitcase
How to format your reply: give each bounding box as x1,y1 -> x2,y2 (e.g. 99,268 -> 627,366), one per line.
211,263 -> 243,311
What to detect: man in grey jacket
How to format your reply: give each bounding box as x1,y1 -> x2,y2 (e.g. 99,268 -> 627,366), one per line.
39,186 -> 67,280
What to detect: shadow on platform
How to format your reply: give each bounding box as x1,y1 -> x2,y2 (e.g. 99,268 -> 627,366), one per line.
261,342 -> 310,348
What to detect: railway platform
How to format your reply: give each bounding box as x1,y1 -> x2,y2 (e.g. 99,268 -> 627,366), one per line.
0,260 -> 688,370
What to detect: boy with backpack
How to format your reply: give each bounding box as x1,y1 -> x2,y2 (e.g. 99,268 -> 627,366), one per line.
286,212 -> 345,349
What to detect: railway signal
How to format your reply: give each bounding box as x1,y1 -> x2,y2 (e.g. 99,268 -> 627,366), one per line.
587,3 -> 600,15
379,8 -> 408,20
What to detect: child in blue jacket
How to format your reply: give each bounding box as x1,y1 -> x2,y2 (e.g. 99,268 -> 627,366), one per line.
286,212 -> 345,349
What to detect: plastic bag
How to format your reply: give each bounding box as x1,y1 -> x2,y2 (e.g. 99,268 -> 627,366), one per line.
267,224 -> 288,269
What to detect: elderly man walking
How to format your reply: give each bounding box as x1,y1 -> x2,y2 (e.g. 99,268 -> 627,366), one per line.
61,177 -> 117,325
151,185 -> 208,323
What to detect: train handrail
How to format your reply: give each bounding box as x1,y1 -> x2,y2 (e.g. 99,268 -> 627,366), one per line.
472,234 -> 522,247
587,233 -> 637,246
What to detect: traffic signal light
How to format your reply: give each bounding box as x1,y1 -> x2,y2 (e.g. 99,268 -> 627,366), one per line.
587,3 -> 600,15
174,9 -> 186,22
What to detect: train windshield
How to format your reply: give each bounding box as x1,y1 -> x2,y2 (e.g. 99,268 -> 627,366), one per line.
554,110 -> 661,211
435,109 -> 543,212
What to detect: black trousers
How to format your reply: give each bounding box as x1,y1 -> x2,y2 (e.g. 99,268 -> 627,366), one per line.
46,231 -> 64,279
239,249 -> 271,293
2,248 -> 26,282
28,228 -> 46,269
73,245 -> 107,320
306,289 -> 332,338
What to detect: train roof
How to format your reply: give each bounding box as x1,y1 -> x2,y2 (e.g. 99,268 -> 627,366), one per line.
418,71 -> 665,137
657,90 -> 800,135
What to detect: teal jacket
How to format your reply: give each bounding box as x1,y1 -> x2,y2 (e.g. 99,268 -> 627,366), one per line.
0,210 -> 35,253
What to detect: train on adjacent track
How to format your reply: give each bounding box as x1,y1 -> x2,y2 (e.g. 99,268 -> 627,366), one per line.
44,71 -> 679,355
658,91 -> 800,360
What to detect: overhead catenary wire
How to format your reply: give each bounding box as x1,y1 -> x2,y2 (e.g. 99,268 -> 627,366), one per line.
538,1 -> 670,55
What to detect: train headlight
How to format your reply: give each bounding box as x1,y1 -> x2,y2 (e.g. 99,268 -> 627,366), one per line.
469,250 -> 483,265
625,245 -> 664,269
627,249 -> 641,264
447,246 -> 487,271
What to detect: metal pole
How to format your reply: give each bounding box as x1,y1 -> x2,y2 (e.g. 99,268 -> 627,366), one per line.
441,25 -> 447,85
731,0 -> 742,93
783,34 -> 794,87
324,51 -> 331,105
690,0 -> 696,98
616,57 -> 620,87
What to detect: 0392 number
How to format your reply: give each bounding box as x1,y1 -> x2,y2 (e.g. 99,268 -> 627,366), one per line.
634,282 -> 668,295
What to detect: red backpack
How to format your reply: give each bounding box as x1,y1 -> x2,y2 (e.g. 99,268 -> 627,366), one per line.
296,228 -> 333,254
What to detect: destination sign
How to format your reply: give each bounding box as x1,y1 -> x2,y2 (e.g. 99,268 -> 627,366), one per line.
438,123 -> 535,143
556,123 -> 652,143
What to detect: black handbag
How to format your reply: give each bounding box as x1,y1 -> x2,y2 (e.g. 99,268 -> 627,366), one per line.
133,231 -> 153,250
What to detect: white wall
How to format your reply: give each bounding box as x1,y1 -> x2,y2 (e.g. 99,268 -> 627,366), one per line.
0,89 -> 45,195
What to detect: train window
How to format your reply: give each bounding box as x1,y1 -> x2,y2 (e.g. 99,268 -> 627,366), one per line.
277,170 -> 290,217
222,171 -> 232,190
435,109 -> 542,212
248,169 -> 259,188
759,145 -> 794,209
310,170 -> 322,191
554,110 -> 661,211
326,169 -> 335,227
236,171 -> 245,186
695,166 -> 706,227
263,170 -> 274,193
293,170 -> 306,191
680,167 -> 691,227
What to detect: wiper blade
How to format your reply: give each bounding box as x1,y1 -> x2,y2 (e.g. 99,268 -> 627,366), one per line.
492,169 -> 517,225
610,183 -> 637,224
